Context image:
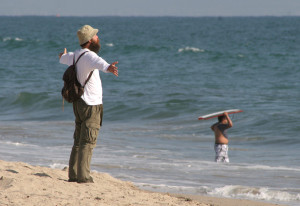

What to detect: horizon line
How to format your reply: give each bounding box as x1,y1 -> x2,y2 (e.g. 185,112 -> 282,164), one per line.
1,14 -> 300,18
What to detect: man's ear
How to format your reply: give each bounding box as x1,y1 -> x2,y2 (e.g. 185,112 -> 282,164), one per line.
84,40 -> 92,48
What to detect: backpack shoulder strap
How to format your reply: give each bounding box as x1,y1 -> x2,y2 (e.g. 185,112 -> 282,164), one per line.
83,70 -> 94,87
74,51 -> 88,65
74,51 -> 93,87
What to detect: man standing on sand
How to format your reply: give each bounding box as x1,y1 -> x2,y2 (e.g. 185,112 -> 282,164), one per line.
59,25 -> 118,183
211,112 -> 233,163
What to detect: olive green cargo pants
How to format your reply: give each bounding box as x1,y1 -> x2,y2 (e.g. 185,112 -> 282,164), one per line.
69,98 -> 103,183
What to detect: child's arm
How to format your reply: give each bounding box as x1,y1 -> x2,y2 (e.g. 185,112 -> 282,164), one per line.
211,123 -> 217,131
224,112 -> 233,128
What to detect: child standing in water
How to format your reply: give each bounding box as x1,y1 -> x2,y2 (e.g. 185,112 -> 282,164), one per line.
211,112 -> 233,163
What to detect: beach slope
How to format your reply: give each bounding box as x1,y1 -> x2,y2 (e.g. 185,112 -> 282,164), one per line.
0,160 -> 282,206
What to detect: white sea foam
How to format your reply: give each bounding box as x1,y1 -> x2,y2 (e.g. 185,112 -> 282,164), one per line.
135,182 -> 204,194
0,140 -> 36,147
3,37 -> 12,41
178,47 -> 205,53
106,43 -> 114,47
127,181 -> 300,205
209,185 -> 300,202
49,163 -> 67,169
15,37 -> 23,41
232,163 -> 300,172
2,37 -> 23,42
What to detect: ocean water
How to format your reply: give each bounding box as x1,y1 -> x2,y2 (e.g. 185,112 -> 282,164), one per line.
0,16 -> 299,205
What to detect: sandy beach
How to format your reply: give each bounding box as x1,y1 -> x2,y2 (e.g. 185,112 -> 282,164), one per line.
0,160 -> 284,206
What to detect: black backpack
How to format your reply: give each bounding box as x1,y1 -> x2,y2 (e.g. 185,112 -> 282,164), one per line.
61,51 -> 93,103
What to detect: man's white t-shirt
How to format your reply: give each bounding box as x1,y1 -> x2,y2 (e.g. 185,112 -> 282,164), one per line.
60,48 -> 110,105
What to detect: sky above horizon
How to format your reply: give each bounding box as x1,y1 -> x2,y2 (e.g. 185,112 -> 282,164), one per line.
1,0 -> 300,17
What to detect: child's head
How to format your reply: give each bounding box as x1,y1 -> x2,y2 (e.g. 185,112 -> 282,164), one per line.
218,115 -> 226,123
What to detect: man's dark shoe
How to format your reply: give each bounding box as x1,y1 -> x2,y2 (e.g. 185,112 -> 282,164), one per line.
77,176 -> 94,183
68,178 -> 78,182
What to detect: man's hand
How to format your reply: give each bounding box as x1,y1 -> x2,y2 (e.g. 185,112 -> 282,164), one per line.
59,48 -> 67,59
107,61 -> 119,76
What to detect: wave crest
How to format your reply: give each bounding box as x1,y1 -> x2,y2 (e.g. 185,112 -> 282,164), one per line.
210,185 -> 300,202
2,37 -> 24,42
178,47 -> 205,53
